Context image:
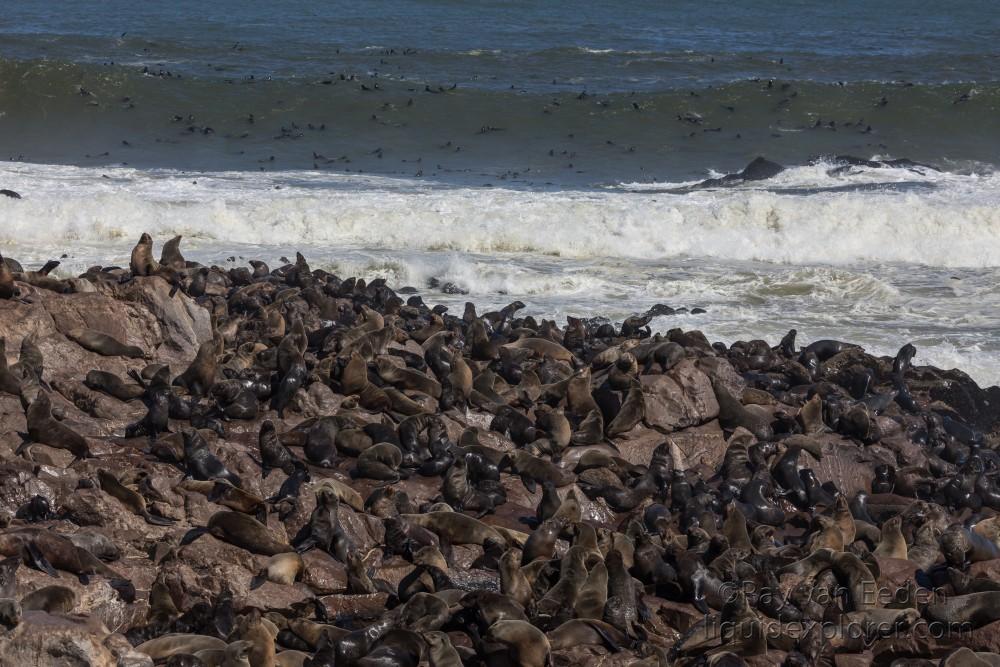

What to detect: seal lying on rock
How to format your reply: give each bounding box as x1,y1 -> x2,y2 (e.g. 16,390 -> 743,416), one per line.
0,235 -> 995,666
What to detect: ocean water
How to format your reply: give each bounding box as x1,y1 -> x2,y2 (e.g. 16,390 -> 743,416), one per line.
1,1 -> 999,385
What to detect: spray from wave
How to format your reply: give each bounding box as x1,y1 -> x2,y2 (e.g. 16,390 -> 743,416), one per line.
2,161 -> 1000,267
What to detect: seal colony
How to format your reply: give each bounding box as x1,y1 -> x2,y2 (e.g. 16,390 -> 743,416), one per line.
0,235 -> 999,666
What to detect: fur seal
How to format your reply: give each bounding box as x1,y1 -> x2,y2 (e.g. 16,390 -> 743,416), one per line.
137,634 -> 228,661
182,428 -> 241,486
926,592 -> 1000,629
21,391 -> 91,460
20,584 -> 78,613
258,420 -> 296,477
484,620 -> 551,667
873,515 -> 907,559
98,469 -> 174,526
130,233 -> 160,277
84,369 -> 145,401
424,630 -> 463,667
173,336 -> 220,397
547,619 -> 628,652
181,511 -> 292,556
160,235 -> 186,270
0,250 -> 18,300
66,328 -> 146,359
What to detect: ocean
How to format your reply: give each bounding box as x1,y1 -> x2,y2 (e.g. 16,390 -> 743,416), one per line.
1,0 -> 999,385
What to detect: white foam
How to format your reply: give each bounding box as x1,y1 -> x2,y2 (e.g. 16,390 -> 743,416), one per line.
2,161 -> 1000,268
2,161 -> 998,387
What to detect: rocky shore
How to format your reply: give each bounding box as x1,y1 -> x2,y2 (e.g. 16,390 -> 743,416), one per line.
1,236 -> 999,667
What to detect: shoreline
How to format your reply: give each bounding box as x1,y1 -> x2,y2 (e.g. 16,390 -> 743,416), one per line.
0,236 -> 999,664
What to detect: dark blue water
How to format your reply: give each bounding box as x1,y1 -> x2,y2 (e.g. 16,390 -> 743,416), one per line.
3,0 -> 1000,88
1,0 -> 998,181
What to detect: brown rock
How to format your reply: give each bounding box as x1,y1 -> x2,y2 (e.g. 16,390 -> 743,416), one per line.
0,610 -> 115,667
806,433 -> 897,498
640,359 -> 719,433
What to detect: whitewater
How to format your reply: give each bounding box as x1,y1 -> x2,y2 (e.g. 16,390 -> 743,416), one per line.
2,160 -> 999,386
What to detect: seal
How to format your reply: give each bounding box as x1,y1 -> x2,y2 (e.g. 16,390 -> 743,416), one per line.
130,233 -> 160,277
136,634 -> 228,661
258,420 -> 296,478
484,620 -> 551,667
0,250 -> 18,300
499,450 -> 576,492
535,545 -> 589,623
20,391 -> 91,460
926,592 -> 1000,630
160,235 -> 186,271
574,558 -> 609,620
66,328 -> 146,359
0,555 -> 20,598
547,619 -> 629,652
292,488 -> 354,561
173,336 -> 221,397
84,369 -> 145,401
19,584 -> 78,613
303,416 -> 340,468
522,518 -> 565,564
354,442 -> 403,482
605,383 -> 644,437
181,511 -> 293,556
98,469 -> 174,526
423,631 -> 463,667
182,428 -> 241,486
873,515 -> 907,559
401,512 -> 510,562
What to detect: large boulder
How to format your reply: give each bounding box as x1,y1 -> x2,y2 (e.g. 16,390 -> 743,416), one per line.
641,359 -> 719,433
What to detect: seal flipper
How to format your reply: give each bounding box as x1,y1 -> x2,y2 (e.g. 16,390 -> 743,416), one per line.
521,475 -> 537,494
141,510 -> 176,527
692,574 -> 709,614
586,620 -> 623,653
78,573 -> 90,585
294,537 -> 317,554
249,571 -> 267,590
23,542 -> 58,577
179,527 -> 209,546
109,578 -> 136,602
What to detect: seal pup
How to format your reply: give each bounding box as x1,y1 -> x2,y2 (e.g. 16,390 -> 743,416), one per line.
873,515 -> 908,559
